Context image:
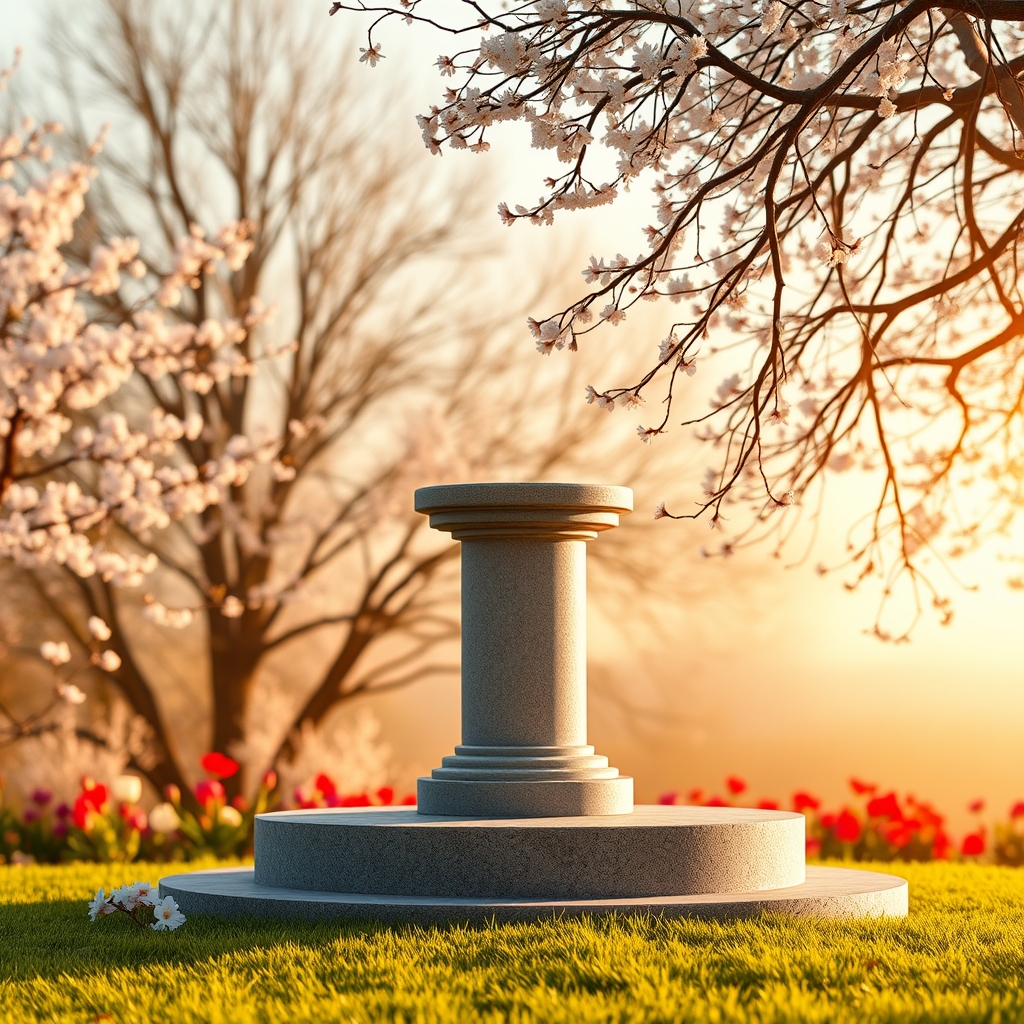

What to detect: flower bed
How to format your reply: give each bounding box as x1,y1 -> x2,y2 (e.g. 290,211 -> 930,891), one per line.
1,751 -> 414,865
659,776 -> 1024,865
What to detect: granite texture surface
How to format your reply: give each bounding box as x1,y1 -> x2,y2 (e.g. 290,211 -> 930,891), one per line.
160,864 -> 909,924
414,481 -> 633,818
253,805 -> 804,898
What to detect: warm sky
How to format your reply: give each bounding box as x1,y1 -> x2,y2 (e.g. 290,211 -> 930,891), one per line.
4,0 -> 1022,835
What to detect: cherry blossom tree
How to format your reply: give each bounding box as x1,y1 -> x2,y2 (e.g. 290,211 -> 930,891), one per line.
0,0 -> 684,802
332,0 -> 1024,635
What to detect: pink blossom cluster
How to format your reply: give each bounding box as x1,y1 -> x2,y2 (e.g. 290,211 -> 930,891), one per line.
0,84 -> 294,632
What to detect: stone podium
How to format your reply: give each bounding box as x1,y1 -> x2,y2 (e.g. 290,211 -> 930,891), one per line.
160,482 -> 908,923
415,482 -> 633,817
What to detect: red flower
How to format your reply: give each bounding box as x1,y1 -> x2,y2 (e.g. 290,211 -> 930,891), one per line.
1011,801 -> 1024,819
726,776 -> 747,796
196,779 -> 226,806
705,794 -> 728,807
933,830 -> 952,860
968,798 -> 985,814
200,752 -> 239,780
400,794 -> 416,806
961,831 -> 985,856
376,787 -> 395,805
657,791 -> 680,806
805,838 -> 822,857
757,799 -> 780,810
231,795 -> 249,812
262,770 -> 278,791
849,777 -> 878,796
72,796 -> 94,830
792,791 -> 820,813
687,788 -> 704,804
79,780 -> 108,810
124,808 -> 147,832
866,792 -> 902,821
315,774 -> 337,797
340,793 -> 372,807
835,809 -> 861,843
820,812 -> 837,829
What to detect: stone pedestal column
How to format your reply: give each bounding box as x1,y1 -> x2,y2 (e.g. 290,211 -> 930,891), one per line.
414,482 -> 634,817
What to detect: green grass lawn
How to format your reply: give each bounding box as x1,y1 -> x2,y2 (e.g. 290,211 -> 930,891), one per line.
1,859 -> 1023,1023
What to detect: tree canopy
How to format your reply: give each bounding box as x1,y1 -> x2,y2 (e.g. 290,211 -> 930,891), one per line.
333,0 -> 1024,634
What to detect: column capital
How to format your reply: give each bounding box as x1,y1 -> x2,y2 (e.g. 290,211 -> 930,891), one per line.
415,482 -> 633,540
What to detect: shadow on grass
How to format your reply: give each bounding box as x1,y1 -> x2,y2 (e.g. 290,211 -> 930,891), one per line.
0,898 -> 406,980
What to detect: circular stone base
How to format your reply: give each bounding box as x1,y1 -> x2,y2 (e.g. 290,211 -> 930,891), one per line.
253,806 -> 805,899
159,865 -> 908,923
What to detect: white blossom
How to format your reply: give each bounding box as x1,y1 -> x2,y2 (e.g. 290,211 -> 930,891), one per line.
40,641 -> 70,666
87,615 -> 112,641
150,895 -> 186,931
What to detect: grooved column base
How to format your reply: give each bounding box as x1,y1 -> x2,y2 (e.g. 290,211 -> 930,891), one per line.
159,865 -> 908,924
417,776 -> 634,817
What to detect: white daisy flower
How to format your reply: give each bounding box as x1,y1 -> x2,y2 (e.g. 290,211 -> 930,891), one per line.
150,895 -> 186,931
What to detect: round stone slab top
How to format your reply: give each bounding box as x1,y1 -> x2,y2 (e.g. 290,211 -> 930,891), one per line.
159,865 -> 908,924
414,482 -> 634,514
415,482 -> 633,540
253,805 -> 804,900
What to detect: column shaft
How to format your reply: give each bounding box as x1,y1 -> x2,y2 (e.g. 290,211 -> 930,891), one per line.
461,538 -> 586,748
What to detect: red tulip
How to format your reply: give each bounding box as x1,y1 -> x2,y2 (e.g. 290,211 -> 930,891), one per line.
72,796 -> 93,830
1011,801 -> 1024,819
805,838 -> 822,857
315,773 -> 337,797
961,831 -> 985,856
657,791 -> 680,805
835,810 -> 861,843
262,770 -> 278,791
125,808 -> 147,832
195,779 -> 226,806
866,792 -> 902,821
80,781 -> 108,810
757,799 -> 780,810
687,787 -> 704,804
849,777 -> 877,796
933,830 -> 952,860
705,794 -> 728,807
820,812 -> 837,829
200,751 -> 239,780
376,787 -> 395,805
726,776 -> 747,796
968,798 -> 985,813
400,794 -> 417,805
792,791 -> 820,813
